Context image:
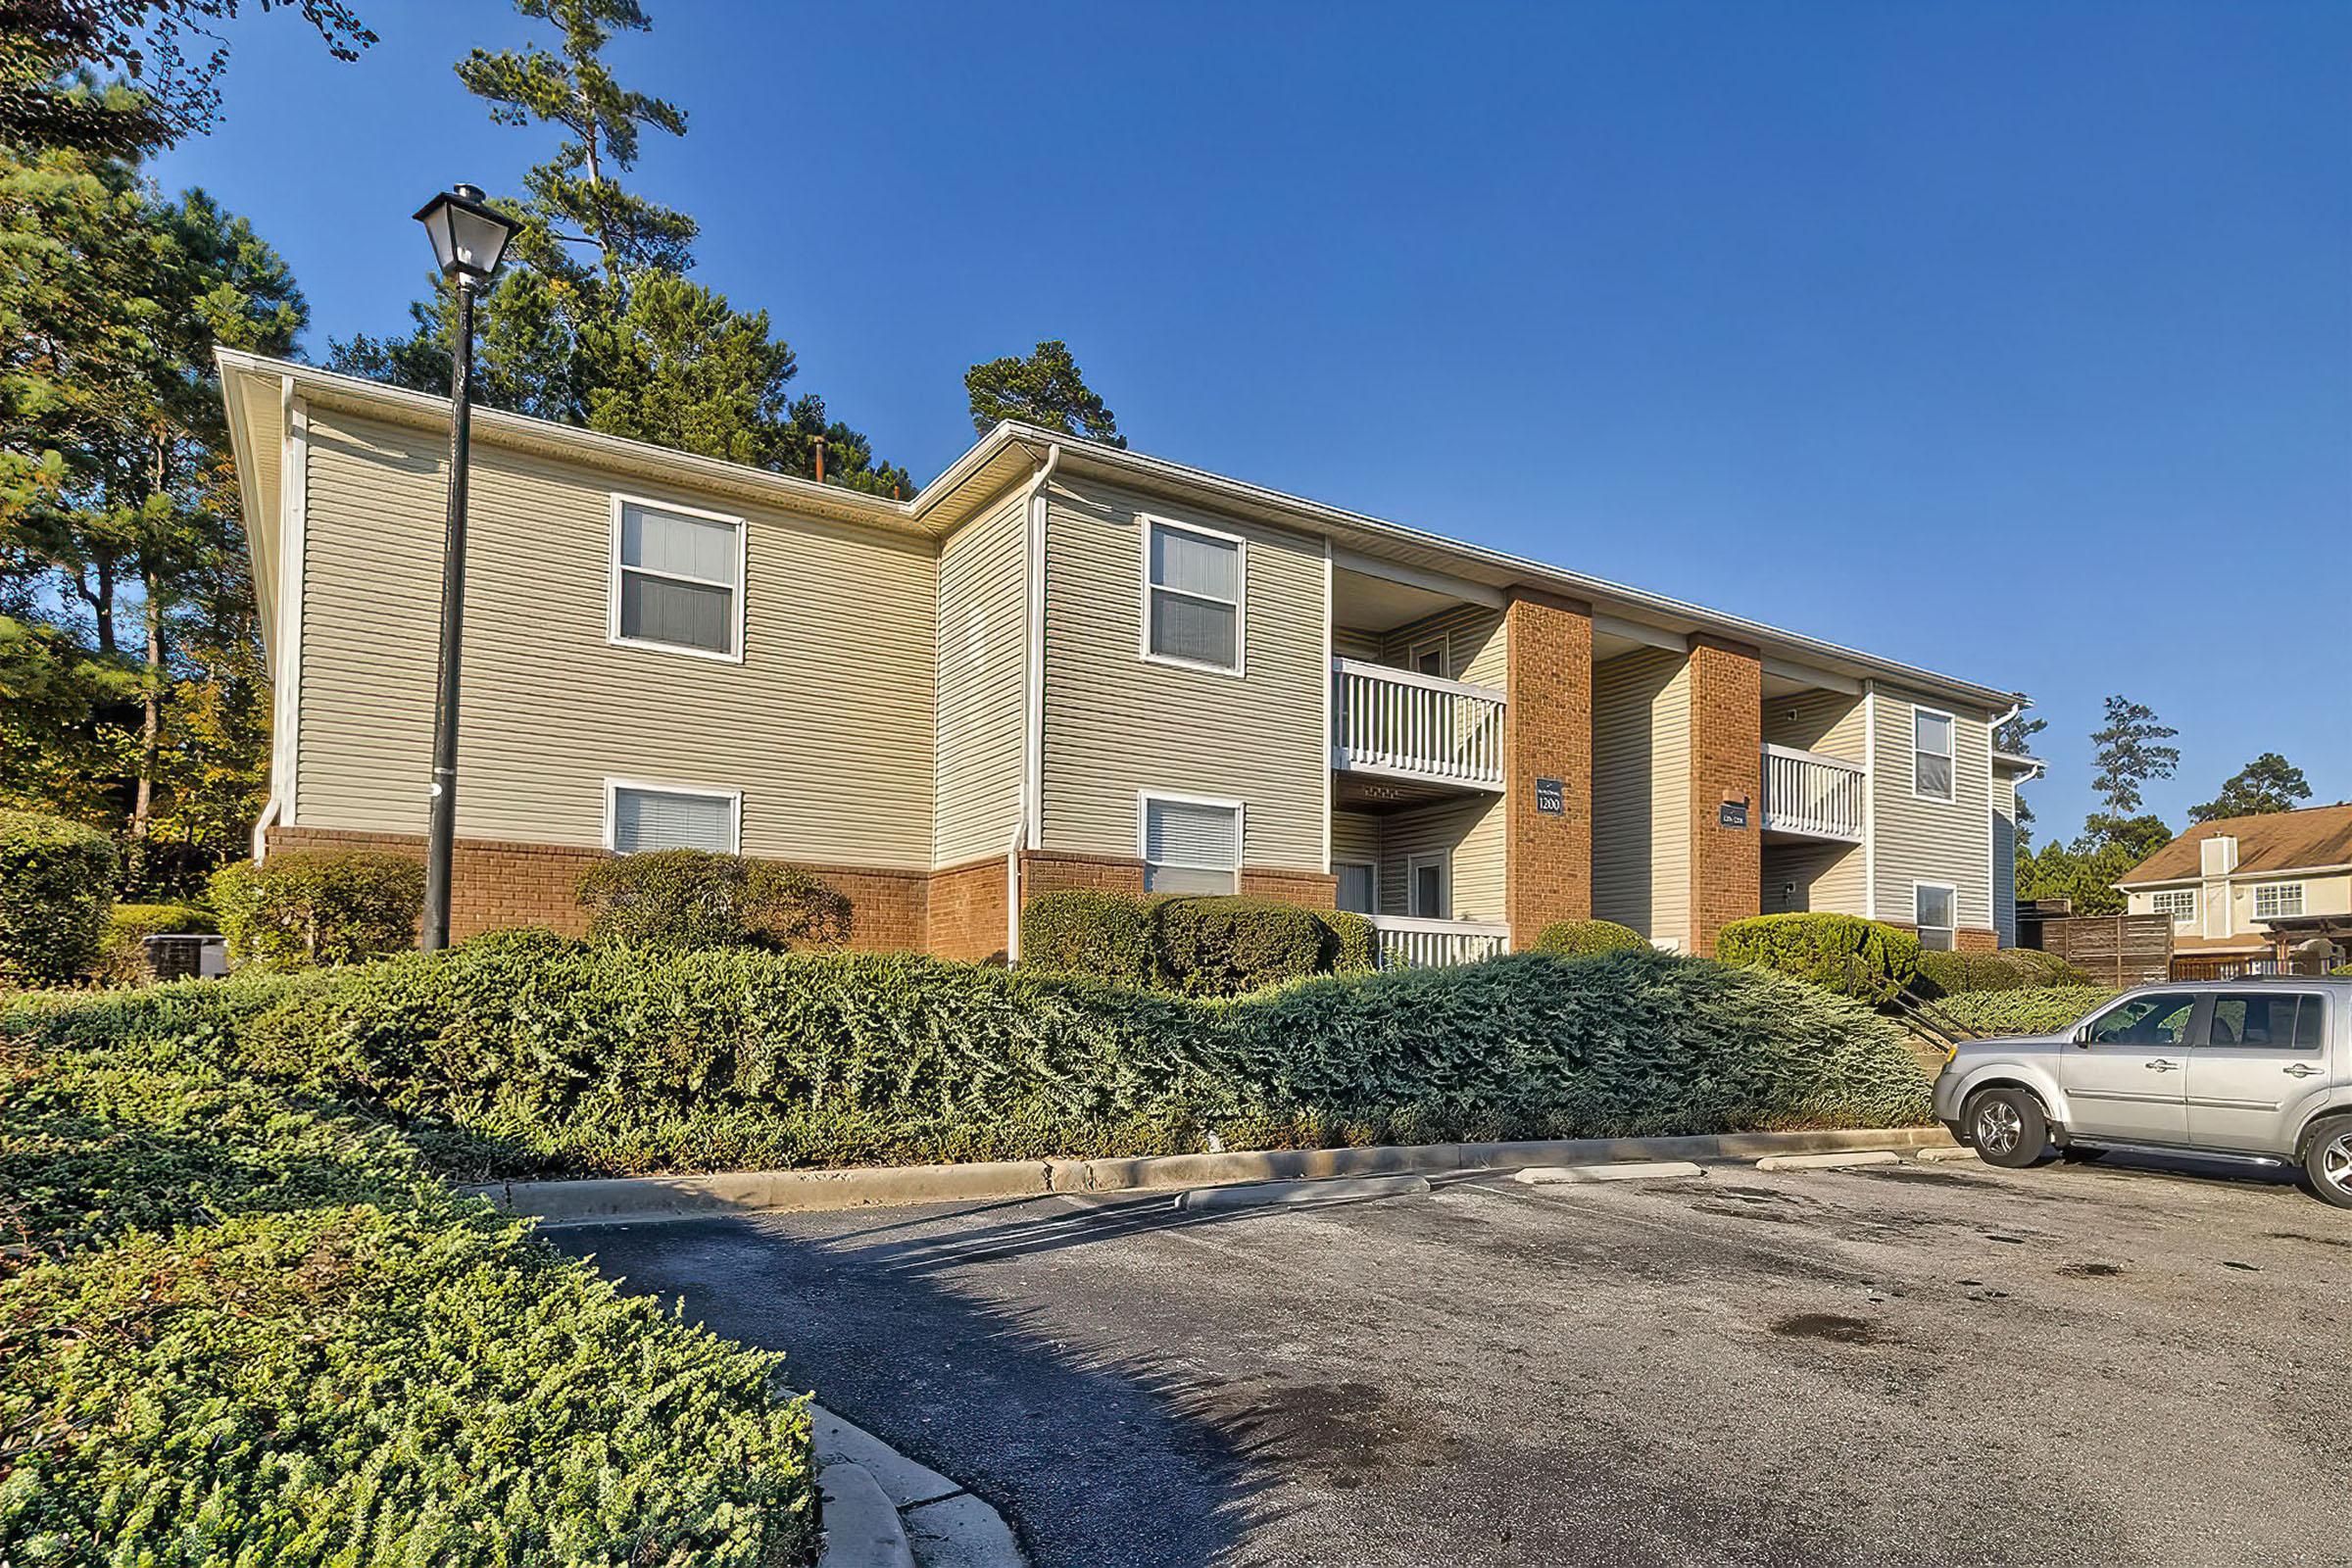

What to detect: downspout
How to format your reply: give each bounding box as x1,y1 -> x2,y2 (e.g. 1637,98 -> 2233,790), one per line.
1008,441 -> 1062,963
1987,701 -> 2022,946
1861,680 -> 1878,919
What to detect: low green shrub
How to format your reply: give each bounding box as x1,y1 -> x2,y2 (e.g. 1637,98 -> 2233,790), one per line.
1154,896 -> 1330,996
1019,889 -> 1157,987
211,849 -> 425,970
1534,918 -> 1648,956
1019,891 -> 1377,996
0,1020 -> 816,1563
1716,912 -> 1921,1004
576,849 -> 850,952
1915,947 -> 2091,995
1934,985 -> 2119,1039
6,940 -> 1933,1178
93,901 -> 215,985
0,809 -> 117,986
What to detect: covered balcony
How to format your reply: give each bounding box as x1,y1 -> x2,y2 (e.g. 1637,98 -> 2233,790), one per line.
1760,743 -> 1866,844
1331,658 -> 1506,797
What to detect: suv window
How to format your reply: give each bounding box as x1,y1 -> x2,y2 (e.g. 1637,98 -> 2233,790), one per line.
2206,992 -> 2327,1052
2084,994 -> 2197,1047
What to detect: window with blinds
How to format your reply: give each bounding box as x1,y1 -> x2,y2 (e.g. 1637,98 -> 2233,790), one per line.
1912,708 -> 1954,802
1141,794 -> 1241,894
610,784 -> 737,854
613,499 -> 742,658
1914,883 -> 1956,951
1144,518 -> 1242,671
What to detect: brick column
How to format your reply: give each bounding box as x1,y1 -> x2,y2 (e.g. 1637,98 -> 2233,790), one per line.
1503,590 -> 1593,949
1686,633 -> 1762,954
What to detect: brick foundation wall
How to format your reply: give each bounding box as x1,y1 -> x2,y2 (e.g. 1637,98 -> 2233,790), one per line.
927,855 -> 1013,964
1685,634 -> 1763,955
1956,926 -> 2000,953
1240,868 -> 1339,907
1018,851 -> 1147,898
1502,590 -> 1594,949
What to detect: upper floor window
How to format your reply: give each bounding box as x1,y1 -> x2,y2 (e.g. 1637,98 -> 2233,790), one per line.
1140,792 -> 1242,894
1143,517 -> 1243,673
1912,707 -> 1955,802
2253,882 -> 2305,921
607,779 -> 740,854
612,496 -> 744,660
2150,888 -> 2196,926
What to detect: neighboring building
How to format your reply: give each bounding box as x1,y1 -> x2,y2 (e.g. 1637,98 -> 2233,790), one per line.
217,351 -> 2031,966
2116,804 -> 2352,969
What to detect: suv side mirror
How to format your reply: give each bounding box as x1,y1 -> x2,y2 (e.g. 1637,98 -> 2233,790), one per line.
2071,1024 -> 2092,1047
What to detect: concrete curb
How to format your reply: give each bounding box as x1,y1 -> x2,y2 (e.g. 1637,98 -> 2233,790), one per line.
1756,1150 -> 1904,1171
1912,1146 -> 1983,1163
468,1125 -> 1957,1227
1515,1160 -> 1706,1185
1173,1173 -> 1431,1211
814,1404 -> 1023,1568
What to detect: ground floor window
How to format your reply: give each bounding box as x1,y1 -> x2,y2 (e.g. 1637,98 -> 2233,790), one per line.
607,780 -> 740,854
1914,882 -> 1956,952
1334,860 -> 1377,914
1140,793 -> 1242,894
1407,853 -> 1450,919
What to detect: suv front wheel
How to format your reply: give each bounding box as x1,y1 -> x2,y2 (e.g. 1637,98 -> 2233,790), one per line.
1965,1087 -> 2051,1169
2301,1117 -> 2352,1210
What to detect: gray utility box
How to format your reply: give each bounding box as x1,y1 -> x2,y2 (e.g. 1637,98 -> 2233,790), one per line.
143,933 -> 228,981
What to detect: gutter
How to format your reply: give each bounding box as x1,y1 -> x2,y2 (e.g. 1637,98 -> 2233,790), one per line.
1010,442 -> 1063,960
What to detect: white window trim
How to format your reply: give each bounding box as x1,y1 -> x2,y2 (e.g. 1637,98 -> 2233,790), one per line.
2149,888 -> 2197,926
1139,514 -> 1247,678
1406,852 -> 1452,919
609,492 -> 748,663
1407,632 -> 1451,677
603,776 -> 743,854
1136,789 -> 1246,892
1912,879 -> 1958,949
1333,858 -> 1378,915
2252,881 -> 2306,921
1910,704 -> 1956,804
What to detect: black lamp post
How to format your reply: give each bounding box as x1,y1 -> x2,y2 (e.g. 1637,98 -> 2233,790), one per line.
413,185 -> 516,951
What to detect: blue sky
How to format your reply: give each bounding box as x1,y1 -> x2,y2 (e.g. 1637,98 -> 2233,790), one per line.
157,0 -> 2349,838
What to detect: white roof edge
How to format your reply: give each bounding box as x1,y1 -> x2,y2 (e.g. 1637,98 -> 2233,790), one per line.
217,353 -> 2026,711
2115,860 -> 2352,891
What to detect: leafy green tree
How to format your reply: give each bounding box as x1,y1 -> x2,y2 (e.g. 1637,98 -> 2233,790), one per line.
0,137 -> 299,890
2189,753 -> 2312,823
965,339 -> 1124,446
328,0 -> 908,492
0,0 -> 373,154
2087,694 -> 2179,819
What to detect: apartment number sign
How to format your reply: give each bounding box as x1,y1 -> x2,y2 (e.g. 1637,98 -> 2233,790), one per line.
1534,777 -> 1566,815
1719,798 -> 1749,829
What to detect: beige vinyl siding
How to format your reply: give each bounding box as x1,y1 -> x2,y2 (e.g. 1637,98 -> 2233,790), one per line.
1762,841 -> 1865,915
932,486 -> 1028,865
1040,477 -> 1327,870
295,411 -> 937,868
1764,689 -> 1865,760
1379,605 -> 1505,685
1331,808 -> 1382,868
1374,797 -> 1504,920
1870,686 -> 1992,933
1334,627 -> 1386,662
1992,772 -> 2018,945
1592,648 -> 1691,948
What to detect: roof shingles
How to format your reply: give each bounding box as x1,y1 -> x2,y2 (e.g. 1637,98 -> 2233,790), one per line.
2116,803 -> 2352,887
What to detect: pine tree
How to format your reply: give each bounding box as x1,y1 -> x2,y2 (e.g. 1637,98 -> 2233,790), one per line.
2086,694 -> 2179,819
965,339 -> 1124,446
2189,753 -> 2312,822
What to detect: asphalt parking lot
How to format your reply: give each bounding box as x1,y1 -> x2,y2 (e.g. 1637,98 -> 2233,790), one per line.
555,1152 -> 2351,1568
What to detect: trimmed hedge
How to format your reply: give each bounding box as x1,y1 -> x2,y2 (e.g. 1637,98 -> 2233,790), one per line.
577,849 -> 850,952
1534,918 -> 1648,956
93,901 -> 216,986
1916,947 -> 2091,996
0,1019 -> 816,1562
6,941 -> 1934,1178
1935,985 -> 2119,1039
211,849 -> 425,971
1019,891 -> 1374,997
0,809 -> 117,986
1716,912 -> 1921,1004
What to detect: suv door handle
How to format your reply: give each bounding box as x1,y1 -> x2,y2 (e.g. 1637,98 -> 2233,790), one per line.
2284,1063 -> 2321,1078
2144,1058 -> 2179,1072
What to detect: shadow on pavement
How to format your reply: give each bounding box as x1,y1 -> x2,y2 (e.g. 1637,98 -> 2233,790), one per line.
554,1194 -> 1322,1568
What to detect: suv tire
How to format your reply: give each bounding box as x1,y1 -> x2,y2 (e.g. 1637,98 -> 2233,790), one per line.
2301,1117 -> 2352,1210
1965,1087 -> 2050,1168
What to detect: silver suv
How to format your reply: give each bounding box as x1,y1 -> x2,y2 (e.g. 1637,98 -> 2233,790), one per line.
1933,977 -> 2352,1207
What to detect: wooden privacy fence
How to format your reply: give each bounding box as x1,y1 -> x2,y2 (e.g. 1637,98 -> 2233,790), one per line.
2038,914 -> 2173,988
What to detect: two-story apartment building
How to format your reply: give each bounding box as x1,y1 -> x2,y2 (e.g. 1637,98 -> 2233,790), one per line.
2116,804 -> 2352,970
218,350 -> 2032,967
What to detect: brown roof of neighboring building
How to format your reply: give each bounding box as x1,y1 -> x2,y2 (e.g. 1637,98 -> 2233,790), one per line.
2116,803 -> 2352,887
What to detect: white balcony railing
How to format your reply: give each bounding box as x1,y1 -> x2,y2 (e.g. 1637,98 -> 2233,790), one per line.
1761,743 -> 1866,843
1331,658 -> 1506,791
1367,914 -> 1511,969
